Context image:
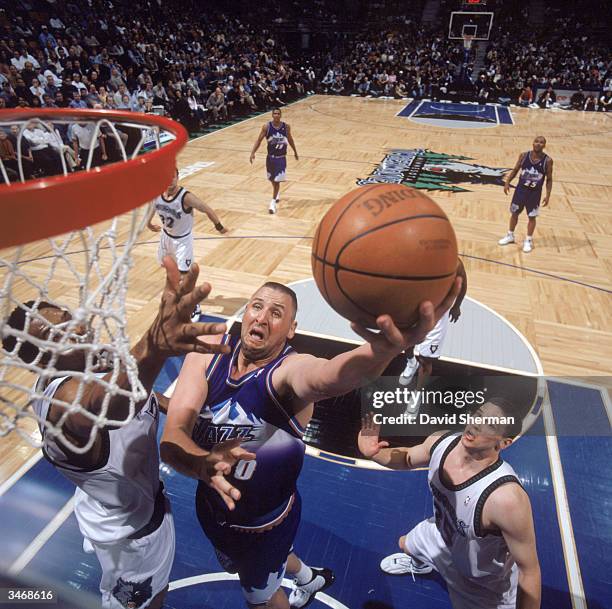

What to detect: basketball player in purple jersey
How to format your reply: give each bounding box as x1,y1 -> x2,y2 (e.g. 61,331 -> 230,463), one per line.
499,136 -> 553,253
161,278 -> 461,608
250,108 -> 299,214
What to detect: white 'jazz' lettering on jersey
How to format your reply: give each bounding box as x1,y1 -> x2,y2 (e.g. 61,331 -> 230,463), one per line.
428,433 -> 521,584
31,376 -> 161,543
154,187 -> 193,238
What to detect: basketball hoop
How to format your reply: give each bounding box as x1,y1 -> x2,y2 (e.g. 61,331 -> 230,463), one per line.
462,34 -> 474,50
0,109 -> 188,452
0,109 -> 187,249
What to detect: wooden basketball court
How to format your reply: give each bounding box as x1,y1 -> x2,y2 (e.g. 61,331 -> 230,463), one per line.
1,95 -> 612,480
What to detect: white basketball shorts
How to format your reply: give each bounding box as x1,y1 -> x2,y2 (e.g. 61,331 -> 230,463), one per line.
415,310 -> 450,359
404,518 -> 518,609
158,231 -> 193,272
88,509 -> 175,609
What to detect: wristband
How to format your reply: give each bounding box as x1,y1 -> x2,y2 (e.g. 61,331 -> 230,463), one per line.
215,222 -> 225,232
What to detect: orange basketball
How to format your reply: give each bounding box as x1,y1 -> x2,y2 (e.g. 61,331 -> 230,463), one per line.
311,183 -> 458,328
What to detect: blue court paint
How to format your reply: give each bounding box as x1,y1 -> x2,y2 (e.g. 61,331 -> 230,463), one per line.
398,101 -> 512,129
7,351 -> 603,609
548,382 -> 612,609
0,459 -> 74,571
496,106 -> 514,124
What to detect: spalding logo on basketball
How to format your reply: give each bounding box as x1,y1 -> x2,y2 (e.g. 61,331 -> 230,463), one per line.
311,183 -> 458,328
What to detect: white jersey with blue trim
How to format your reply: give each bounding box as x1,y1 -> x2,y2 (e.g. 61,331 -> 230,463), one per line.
154,187 -> 193,238
428,433 -> 521,584
31,376 -> 162,543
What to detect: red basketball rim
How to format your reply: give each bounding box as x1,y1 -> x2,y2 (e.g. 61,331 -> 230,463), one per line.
0,109 -> 188,249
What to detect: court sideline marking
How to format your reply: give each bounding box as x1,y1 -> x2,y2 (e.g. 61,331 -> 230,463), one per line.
8,497 -> 75,576
0,451 -> 42,497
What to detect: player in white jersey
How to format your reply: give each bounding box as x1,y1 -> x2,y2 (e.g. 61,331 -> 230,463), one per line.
358,399 -> 541,609
146,168 -> 227,273
2,258 -> 253,609
399,258 -> 467,391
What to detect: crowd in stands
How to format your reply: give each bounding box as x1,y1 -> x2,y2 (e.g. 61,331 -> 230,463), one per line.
315,22 -> 471,100
0,0 -> 312,180
0,0 -> 610,181
476,5 -> 610,109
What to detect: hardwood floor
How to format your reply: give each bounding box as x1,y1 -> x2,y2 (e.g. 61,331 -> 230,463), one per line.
1,95 -> 611,481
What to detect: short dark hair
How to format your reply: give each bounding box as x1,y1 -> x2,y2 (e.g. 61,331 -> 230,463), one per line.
272,107 -> 282,114
260,282 -> 297,320
2,300 -> 52,364
486,396 -> 523,438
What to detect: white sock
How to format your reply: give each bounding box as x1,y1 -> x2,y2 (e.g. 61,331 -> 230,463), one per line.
508,230 -> 514,236
294,560 -> 313,585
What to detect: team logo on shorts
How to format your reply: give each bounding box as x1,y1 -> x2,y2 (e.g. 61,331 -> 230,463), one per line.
112,576 -> 153,609
430,345 -> 439,354
357,149 -> 509,192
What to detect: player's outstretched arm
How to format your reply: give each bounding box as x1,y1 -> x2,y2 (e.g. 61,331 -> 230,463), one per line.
274,279 -> 461,406
160,349 -> 255,511
485,484 -> 541,609
145,201 -> 161,232
357,412 -> 442,469
542,157 -> 553,207
57,257 -> 229,431
286,124 -> 298,160
184,192 -> 227,233
249,124 -> 267,163
504,153 -> 524,195
449,258 -> 467,322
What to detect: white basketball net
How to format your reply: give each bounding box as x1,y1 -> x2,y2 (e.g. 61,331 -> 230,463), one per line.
0,114 -> 171,453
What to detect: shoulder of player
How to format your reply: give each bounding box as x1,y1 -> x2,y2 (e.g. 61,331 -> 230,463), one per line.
482,479 -> 529,527
182,189 -> 197,211
425,429 -> 452,454
180,334 -> 227,370
276,351 -> 316,371
272,351 -> 317,383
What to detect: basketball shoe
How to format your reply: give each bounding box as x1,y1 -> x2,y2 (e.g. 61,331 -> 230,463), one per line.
289,567 -> 335,608
498,231 -> 515,245
380,553 -> 433,580
269,199 -> 277,214
522,237 -> 533,253
399,357 -> 419,386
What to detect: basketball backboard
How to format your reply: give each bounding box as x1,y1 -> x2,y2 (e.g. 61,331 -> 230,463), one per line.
448,11 -> 494,40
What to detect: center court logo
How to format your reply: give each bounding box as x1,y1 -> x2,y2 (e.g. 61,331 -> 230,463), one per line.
357,148 -> 509,192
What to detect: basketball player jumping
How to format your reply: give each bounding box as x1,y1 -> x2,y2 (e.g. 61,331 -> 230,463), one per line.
400,258 -> 468,391
499,136 -> 553,253
161,277 -> 461,608
358,400 -> 541,609
3,258 -> 252,609
249,108 -> 299,214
